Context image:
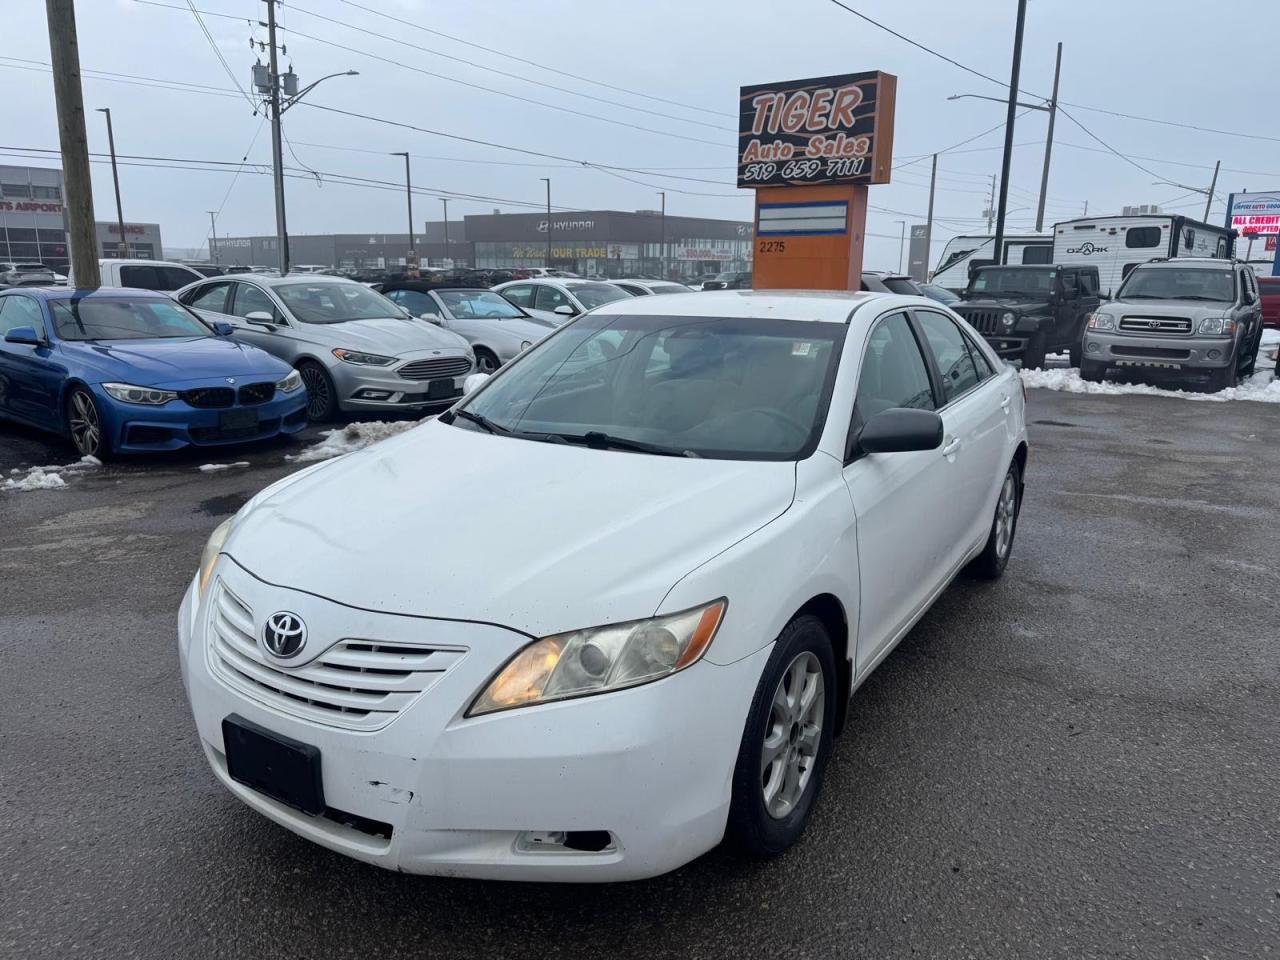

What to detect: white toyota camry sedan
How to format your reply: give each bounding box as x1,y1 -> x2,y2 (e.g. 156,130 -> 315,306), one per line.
178,290 -> 1028,882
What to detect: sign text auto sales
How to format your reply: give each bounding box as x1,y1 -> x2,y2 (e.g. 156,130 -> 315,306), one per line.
737,71 -> 896,188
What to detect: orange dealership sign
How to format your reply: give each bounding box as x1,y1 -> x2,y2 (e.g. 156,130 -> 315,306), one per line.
738,71 -> 896,188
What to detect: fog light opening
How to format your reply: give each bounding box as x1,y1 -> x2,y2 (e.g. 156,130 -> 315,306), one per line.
515,830 -> 617,855
1207,349 -> 1222,360
1086,342 -> 1101,354
354,389 -> 394,401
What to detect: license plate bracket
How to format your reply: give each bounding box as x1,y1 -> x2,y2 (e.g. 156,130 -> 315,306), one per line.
219,408 -> 259,432
222,714 -> 324,815
426,379 -> 461,400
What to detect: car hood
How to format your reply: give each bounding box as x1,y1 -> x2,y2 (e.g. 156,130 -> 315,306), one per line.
1107,298 -> 1230,316
60,336 -> 289,386
518,307 -> 570,327
225,419 -> 797,637
488,317 -> 555,340
954,298 -> 1045,312
307,316 -> 470,355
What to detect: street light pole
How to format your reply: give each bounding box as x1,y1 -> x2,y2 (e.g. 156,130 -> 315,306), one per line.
992,0 -> 1029,266
207,210 -> 218,263
894,220 -> 906,273
1034,42 -> 1062,233
95,107 -> 128,257
540,177 -> 551,268
391,151 -> 416,277
658,191 -> 666,279
440,198 -> 449,268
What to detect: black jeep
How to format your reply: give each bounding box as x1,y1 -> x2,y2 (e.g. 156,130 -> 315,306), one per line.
951,264 -> 1101,368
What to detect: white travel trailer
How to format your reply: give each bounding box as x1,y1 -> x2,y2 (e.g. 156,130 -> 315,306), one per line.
931,234 -> 1052,291
1052,215 -> 1234,296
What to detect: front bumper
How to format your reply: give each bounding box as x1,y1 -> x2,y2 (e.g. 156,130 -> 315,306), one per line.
329,351 -> 473,413
97,384 -> 308,452
1081,330 -> 1233,370
178,562 -> 766,881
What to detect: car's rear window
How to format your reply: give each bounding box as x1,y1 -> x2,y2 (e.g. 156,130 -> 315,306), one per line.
51,298 -> 210,340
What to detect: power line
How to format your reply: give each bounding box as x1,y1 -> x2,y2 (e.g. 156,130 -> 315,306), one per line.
330,0 -> 733,120
182,0 -> 258,112
1056,106 -> 1174,184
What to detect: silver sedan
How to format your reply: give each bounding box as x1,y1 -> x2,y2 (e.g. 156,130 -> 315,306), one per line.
177,274 -> 474,420
380,286 -> 554,372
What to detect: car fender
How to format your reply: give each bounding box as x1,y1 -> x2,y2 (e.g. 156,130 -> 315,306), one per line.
1014,315 -> 1052,334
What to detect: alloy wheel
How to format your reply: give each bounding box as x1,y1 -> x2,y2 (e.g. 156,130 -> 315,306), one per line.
299,366 -> 331,419
994,471 -> 1017,559
68,390 -> 101,457
761,651 -> 825,819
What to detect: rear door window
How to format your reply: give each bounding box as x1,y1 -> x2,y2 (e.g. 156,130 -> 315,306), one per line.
118,265 -> 161,290
186,282 -> 232,313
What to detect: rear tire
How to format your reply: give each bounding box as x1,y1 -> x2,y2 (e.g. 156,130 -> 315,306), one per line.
968,459 -> 1021,580
1022,332 -> 1048,370
1079,358 -> 1105,383
64,386 -> 112,460
298,361 -> 338,421
727,615 -> 836,858
1240,326 -> 1261,377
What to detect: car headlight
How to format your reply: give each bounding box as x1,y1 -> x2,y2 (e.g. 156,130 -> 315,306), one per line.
198,516 -> 234,597
468,599 -> 727,716
276,368 -> 303,392
1001,312 -> 1016,327
331,348 -> 396,365
1086,312 -> 1116,331
520,340 -> 532,351
102,382 -> 178,404
1196,317 -> 1236,336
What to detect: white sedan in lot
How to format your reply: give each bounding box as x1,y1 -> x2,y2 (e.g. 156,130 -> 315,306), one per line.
179,290 -> 1027,882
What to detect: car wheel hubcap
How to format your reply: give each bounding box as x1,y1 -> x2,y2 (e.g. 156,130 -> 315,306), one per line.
69,392 -> 100,455
995,472 -> 1017,559
300,368 -> 329,417
762,651 -> 824,820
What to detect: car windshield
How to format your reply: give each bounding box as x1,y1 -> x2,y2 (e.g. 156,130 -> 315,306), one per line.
650,283 -> 692,295
436,290 -> 525,319
1118,267 -> 1235,302
968,267 -> 1057,297
565,283 -> 631,309
274,281 -> 400,323
16,263 -> 48,271
882,277 -> 919,295
453,312 -> 846,460
51,297 -> 210,340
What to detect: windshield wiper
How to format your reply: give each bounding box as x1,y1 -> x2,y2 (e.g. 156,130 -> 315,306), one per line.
554,431 -> 698,457
451,409 -> 511,435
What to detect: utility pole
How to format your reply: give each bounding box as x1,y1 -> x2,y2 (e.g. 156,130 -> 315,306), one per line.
207,210 -> 218,263
265,0 -> 288,274
986,174 -> 997,233
440,198 -> 449,268
1035,42 -> 1062,233
540,177 -> 551,268
46,0 -> 100,288
1203,160 -> 1220,222
924,153 -> 937,279
96,108 -> 128,257
391,152 -> 416,277
992,0 -> 1029,267
658,191 -> 666,279
1083,200 -> 1089,216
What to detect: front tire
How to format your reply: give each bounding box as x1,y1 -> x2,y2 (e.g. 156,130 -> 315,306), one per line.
1079,358 -> 1105,382
1207,361 -> 1237,392
473,347 -> 500,374
298,360 -> 338,421
65,386 -> 111,459
1022,332 -> 1048,370
969,459 -> 1021,580
727,615 -> 836,857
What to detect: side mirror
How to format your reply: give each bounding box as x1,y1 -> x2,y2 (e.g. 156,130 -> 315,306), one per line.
211,320 -> 234,337
3,326 -> 41,346
553,304 -> 576,317
244,311 -> 276,327
463,372 -> 490,395
419,312 -> 443,325
858,408 -> 944,455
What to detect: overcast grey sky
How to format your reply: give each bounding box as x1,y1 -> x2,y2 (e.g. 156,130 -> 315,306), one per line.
7,0 -> 1279,267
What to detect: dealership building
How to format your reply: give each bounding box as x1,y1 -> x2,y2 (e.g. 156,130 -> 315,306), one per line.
220,209 -> 754,279
0,163 -> 165,266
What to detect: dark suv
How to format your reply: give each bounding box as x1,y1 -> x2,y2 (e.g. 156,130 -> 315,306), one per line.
951,264 -> 1100,368
701,270 -> 752,291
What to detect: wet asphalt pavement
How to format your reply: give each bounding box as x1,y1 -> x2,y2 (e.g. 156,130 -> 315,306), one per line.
1,389 -> 1277,960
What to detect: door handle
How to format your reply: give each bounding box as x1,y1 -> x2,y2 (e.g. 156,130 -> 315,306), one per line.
941,437 -> 962,456
1000,394 -> 1011,411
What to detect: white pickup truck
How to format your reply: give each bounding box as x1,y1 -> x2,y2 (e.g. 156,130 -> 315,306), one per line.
68,259 -> 205,292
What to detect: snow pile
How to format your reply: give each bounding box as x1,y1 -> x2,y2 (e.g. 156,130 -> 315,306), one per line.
2,455 -> 101,493
197,461 -> 251,473
288,419 -> 424,463
1021,365 -> 1280,404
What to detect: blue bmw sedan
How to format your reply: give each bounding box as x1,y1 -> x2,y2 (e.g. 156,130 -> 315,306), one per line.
0,287 -> 308,458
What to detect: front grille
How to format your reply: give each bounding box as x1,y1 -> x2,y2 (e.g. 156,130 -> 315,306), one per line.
238,382 -> 275,405
1119,316 -> 1192,334
956,309 -> 1001,335
398,357 -> 472,381
207,585 -> 465,732
1111,345 -> 1191,360
181,387 -> 235,409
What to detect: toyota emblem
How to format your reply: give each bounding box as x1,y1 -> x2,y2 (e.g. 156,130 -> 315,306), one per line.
263,611 -> 306,658
1148,319 -> 1161,329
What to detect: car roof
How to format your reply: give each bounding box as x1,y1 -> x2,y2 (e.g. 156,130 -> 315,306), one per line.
1137,259 -> 1233,270
588,288 -> 924,325
1,285 -> 175,301
98,258 -> 198,269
